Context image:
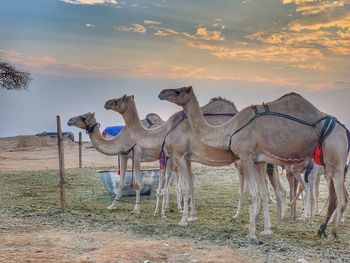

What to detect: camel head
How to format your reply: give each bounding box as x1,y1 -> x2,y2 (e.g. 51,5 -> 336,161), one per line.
104,95 -> 134,114
67,112 -> 96,130
158,86 -> 193,106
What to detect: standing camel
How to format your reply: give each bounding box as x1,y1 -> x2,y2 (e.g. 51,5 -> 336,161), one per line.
158,86 -> 349,240
67,112 -> 180,215
104,95 -> 286,226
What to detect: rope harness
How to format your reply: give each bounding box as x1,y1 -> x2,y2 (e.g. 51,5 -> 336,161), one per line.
159,111 -> 237,169
227,103 -> 348,166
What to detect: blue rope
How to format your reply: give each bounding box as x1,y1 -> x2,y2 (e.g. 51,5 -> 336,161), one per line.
228,103 -> 339,154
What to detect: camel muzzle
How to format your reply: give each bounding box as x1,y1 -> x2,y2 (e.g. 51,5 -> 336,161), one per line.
158,90 -> 174,100
67,119 -> 74,126
104,101 -> 113,110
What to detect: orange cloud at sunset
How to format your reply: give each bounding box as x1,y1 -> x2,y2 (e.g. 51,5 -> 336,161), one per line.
289,15 -> 350,31
283,0 -> 349,15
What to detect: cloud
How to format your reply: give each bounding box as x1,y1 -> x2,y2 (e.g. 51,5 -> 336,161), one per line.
282,0 -> 349,15
0,49 -> 115,77
153,26 -> 224,41
0,49 -> 337,91
195,27 -> 224,41
116,23 -> 146,34
60,0 -> 118,5
289,15 -> 350,31
249,29 -> 350,55
143,20 -> 162,25
85,23 -> 96,28
136,61 -> 206,78
151,24 -> 329,71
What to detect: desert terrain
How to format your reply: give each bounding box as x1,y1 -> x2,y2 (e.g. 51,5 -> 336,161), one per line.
0,135 -> 349,263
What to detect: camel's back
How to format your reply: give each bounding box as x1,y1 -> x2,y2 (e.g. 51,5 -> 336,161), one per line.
201,97 -> 238,125
266,92 -> 326,123
144,113 -> 165,126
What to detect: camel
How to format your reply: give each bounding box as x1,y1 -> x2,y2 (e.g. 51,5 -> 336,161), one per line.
104,95 -> 286,227
158,86 -> 349,240
287,160 -> 319,221
67,112 -> 181,216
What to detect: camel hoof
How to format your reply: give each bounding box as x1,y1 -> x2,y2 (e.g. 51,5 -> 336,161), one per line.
106,205 -> 117,210
161,214 -> 167,219
247,234 -> 257,241
261,229 -> 273,236
188,216 -> 198,222
131,209 -> 140,215
317,224 -> 328,238
178,220 -> 188,227
233,213 -> 240,220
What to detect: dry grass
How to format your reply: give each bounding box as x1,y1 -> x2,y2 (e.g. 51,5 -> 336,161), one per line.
0,167 -> 349,262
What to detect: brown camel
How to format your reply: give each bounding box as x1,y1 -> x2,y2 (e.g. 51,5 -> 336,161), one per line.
158,86 -> 349,240
67,112 -> 180,216
104,96 -> 286,226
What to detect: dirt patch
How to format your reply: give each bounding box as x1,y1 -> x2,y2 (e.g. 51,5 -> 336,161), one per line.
1,140 -> 349,262
0,135 -> 74,150
0,136 -> 158,172
0,229 -> 252,263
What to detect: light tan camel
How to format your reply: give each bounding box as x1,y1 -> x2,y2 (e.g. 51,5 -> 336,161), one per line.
104,95 -> 286,226
158,86 -> 349,240
67,112 -> 181,216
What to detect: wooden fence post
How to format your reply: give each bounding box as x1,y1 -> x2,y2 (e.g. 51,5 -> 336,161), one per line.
57,115 -> 66,212
79,132 -> 82,168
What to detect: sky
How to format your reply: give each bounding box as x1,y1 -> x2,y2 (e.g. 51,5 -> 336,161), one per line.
0,0 -> 349,140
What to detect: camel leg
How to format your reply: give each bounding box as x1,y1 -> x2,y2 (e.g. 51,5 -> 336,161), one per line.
233,162 -> 244,220
266,164 -> 286,225
318,174 -> 336,238
188,162 -> 197,222
286,168 -> 298,221
175,170 -> 183,212
315,173 -> 321,215
161,158 -> 174,218
175,158 -> 192,227
241,159 -> 259,240
131,155 -> 142,214
308,166 -> 318,221
341,185 -> 349,223
318,195 -> 329,216
107,155 -> 128,210
154,165 -> 166,216
255,163 -> 272,235
331,172 -> 346,241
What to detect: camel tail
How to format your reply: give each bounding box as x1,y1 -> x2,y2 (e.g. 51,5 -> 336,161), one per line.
266,163 -> 274,177
304,160 -> 314,183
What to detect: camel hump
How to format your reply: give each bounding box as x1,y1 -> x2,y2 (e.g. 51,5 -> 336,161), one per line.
202,97 -> 238,114
268,92 -> 325,122
144,113 -> 165,125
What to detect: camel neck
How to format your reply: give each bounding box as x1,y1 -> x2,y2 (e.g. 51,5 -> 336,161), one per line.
182,95 -> 234,149
121,101 -> 171,150
88,125 -> 131,155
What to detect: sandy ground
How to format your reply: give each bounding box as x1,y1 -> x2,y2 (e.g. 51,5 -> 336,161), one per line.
0,135 -> 157,172
0,220 -> 252,263
0,136 -> 257,263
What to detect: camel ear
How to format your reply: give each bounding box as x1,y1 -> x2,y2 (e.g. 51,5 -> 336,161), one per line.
186,86 -> 192,93
92,112 -> 95,117
131,95 -> 134,100
122,95 -> 127,102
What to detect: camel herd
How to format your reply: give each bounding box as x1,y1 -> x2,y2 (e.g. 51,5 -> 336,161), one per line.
67,86 -> 349,241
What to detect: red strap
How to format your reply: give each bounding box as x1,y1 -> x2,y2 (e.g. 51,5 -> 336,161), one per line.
314,145 -> 324,165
